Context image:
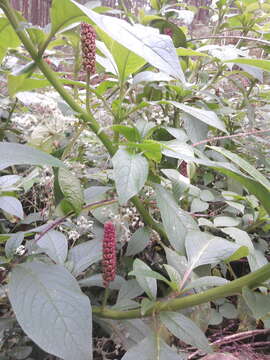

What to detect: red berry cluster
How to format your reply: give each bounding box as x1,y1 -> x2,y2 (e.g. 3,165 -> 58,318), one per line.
102,221 -> 116,287
81,22 -> 96,74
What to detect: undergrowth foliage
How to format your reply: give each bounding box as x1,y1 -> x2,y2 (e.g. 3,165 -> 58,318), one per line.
0,0 -> 270,359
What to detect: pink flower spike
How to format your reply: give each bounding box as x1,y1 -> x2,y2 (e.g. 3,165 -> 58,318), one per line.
102,221 -> 116,287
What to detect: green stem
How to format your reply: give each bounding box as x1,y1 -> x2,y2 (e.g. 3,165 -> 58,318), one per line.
93,262 -> 270,319
0,0 -> 115,157
102,287 -> 110,309
0,0 -> 168,243
86,71 -> 91,113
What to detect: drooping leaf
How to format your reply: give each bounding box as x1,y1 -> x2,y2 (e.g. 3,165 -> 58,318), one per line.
0,175 -> 21,190
70,0 -> 186,82
164,246 -> 188,278
0,142 -> 65,170
58,168 -> 84,215
68,239 -> 102,276
155,185 -> 198,253
210,146 -> 270,190
8,261 -> 92,360
184,276 -> 229,291
160,311 -> 212,353
168,102 -> 227,133
0,196 -> 23,219
185,230 -> 245,271
112,148 -> 148,205
133,71 -> 173,84
132,259 -> 157,300
37,230 -> 68,264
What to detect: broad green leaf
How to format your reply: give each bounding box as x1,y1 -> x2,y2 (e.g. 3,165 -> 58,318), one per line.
135,119 -> 156,139
58,168 -> 84,215
150,19 -> 187,48
167,102 -> 227,133
126,227 -> 150,256
160,311 -> 212,353
213,216 -> 241,227
68,239 -> 102,276
0,17 -> 21,61
115,279 -> 144,310
162,140 -> 194,160
8,75 -> 51,96
5,232 -> 24,258
70,0 -> 186,82
0,196 -> 23,219
0,142 -> 64,170
243,287 -> 270,319
190,198 -> 209,213
50,0 -> 87,35
37,230 -> 68,264
155,185 -> 198,253
164,246 -> 188,278
112,148 -> 148,205
185,230 -> 244,270
164,264 -> 182,289
225,58 -> 270,72
96,28 -> 146,82
112,125 -> 141,142
220,227 -> 254,252
8,261 -> 92,360
210,146 -> 270,190
132,259 -> 157,300
219,303 -> 238,319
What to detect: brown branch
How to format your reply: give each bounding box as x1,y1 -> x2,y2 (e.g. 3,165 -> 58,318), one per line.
188,329 -> 270,359
192,128 -> 270,148
188,35 -> 270,46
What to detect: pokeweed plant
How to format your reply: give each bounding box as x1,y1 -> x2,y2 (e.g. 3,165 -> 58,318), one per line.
0,0 -> 270,359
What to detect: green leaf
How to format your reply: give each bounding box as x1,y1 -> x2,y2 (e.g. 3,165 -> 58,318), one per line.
0,142 -> 65,170
37,230 -> 68,264
5,232 -> 24,258
132,259 -> 157,300
155,185 -> 198,253
164,246 -> 187,278
160,311 -> 212,353
58,168 -> 84,215
112,125 -> 141,142
68,239 -> 102,277
8,261 -> 92,360
210,146 -> 270,191
166,102 -> 227,133
126,227 -> 151,256
50,0 -> 87,35
150,19 -> 187,48
79,274 -> 125,290
8,75 -> 51,96
0,17 -> 21,61
96,28 -> 146,82
185,230 -> 244,270
70,0 -> 185,82
0,196 -> 23,219
133,71 -> 173,84
129,268 -> 170,285
213,216 -> 241,227
112,148 -> 148,205
243,287 -> 270,319
224,58 -> 270,72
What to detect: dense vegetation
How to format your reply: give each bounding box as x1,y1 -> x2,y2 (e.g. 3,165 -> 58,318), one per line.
1,0 -> 270,359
